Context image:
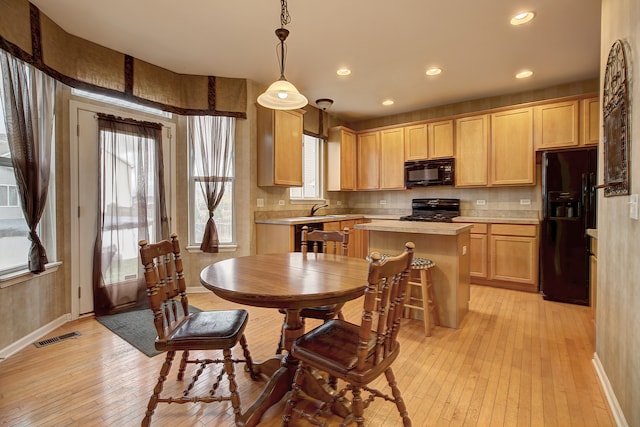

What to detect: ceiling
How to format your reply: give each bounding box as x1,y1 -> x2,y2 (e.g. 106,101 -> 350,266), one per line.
29,0 -> 602,123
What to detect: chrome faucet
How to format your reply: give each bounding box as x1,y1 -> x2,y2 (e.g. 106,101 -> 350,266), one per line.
309,203 -> 328,216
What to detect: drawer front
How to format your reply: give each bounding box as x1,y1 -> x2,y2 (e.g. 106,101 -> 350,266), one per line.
470,223 -> 488,234
490,224 -> 537,237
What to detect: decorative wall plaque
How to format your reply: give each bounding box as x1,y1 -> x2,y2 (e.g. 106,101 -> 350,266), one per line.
602,39 -> 630,197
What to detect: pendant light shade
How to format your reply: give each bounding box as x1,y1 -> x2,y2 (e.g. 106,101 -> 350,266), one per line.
258,78 -> 308,110
257,0 -> 307,110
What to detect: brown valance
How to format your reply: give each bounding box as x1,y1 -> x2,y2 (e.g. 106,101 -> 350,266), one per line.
0,0 -> 247,117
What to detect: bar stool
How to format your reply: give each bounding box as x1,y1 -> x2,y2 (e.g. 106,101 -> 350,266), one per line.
367,254 -> 440,336
405,257 -> 440,337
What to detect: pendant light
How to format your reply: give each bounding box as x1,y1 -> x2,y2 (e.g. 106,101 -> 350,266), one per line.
257,0 -> 308,110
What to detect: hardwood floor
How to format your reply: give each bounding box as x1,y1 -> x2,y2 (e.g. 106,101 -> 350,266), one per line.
0,285 -> 614,426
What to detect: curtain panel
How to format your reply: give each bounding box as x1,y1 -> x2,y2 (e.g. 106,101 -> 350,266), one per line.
0,49 -> 54,273
92,113 -> 168,315
188,116 -> 235,253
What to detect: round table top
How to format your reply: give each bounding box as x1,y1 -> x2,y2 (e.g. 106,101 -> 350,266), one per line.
199,252 -> 369,309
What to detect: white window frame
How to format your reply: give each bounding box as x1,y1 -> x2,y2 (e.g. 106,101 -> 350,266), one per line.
290,134 -> 324,203
187,119 -> 236,250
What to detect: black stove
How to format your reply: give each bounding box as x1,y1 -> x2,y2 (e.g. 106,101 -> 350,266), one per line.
399,198 -> 460,222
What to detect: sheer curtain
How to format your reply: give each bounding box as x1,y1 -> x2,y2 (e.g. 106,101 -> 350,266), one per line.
93,114 -> 168,315
188,116 -> 234,253
0,51 -> 55,273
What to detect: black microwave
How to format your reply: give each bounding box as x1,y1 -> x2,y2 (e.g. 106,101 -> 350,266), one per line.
404,158 -> 454,187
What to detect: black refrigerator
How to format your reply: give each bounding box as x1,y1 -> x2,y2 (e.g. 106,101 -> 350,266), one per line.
540,148 -> 597,305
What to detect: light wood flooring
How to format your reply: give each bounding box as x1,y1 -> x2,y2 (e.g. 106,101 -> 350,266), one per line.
0,285 -> 614,426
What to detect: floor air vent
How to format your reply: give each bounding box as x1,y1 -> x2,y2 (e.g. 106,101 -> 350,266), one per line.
34,331 -> 81,348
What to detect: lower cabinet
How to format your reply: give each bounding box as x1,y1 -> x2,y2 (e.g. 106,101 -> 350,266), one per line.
466,222 -> 539,292
314,219 -> 369,258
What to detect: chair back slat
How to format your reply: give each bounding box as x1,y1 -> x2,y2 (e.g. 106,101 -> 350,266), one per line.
358,243 -> 414,371
139,233 -> 189,341
301,226 -> 349,256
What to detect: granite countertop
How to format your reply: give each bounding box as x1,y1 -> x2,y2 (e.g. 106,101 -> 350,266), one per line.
355,220 -> 472,236
255,214 -> 401,225
452,216 -> 540,225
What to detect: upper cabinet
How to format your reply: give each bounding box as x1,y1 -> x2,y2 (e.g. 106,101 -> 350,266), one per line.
581,96 -> 600,146
534,100 -> 580,150
455,114 -> 490,187
491,108 -> 534,186
428,119 -> 455,159
379,128 -> 405,189
327,126 -> 357,191
404,120 -> 454,161
257,106 -> 303,187
404,124 -> 428,161
356,131 -> 380,190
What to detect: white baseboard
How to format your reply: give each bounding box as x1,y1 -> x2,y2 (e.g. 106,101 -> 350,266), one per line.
592,352 -> 629,427
0,314 -> 71,362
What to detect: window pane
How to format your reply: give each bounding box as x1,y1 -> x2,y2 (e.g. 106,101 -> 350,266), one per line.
192,180 -> 234,244
291,135 -> 322,200
0,165 -> 30,272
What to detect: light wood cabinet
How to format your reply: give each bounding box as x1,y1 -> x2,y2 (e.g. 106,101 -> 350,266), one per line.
455,114 -> 490,187
327,126 -> 357,191
257,106 -> 303,187
464,222 -> 539,292
356,131 -> 380,190
469,223 -> 488,278
379,128 -> 405,189
404,123 -> 428,161
534,100 -> 580,150
489,224 -> 538,291
490,108 -> 534,185
581,97 -> 600,146
428,119 -> 455,159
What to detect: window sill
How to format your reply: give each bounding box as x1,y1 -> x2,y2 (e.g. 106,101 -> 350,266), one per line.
186,245 -> 238,254
0,261 -> 62,289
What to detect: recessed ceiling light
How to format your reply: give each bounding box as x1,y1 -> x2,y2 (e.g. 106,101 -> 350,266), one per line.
382,99 -> 394,106
336,68 -> 351,76
426,67 -> 442,76
515,70 -> 534,79
510,11 -> 535,26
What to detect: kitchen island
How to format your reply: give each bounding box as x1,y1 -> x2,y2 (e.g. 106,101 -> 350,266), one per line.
355,220 -> 472,329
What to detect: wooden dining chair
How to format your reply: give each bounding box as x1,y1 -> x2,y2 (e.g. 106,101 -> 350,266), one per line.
282,242 -> 415,427
138,233 -> 258,427
275,226 -> 350,354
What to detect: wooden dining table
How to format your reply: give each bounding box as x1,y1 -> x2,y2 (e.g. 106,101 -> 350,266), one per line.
199,251 -> 370,427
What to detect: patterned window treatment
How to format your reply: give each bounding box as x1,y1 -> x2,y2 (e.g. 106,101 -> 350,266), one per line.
92,114 -> 168,315
188,116 -> 235,253
0,50 -> 55,273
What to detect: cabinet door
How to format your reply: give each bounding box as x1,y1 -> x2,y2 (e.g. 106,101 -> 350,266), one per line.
428,119 -> 454,159
581,97 -> 600,146
327,126 -> 357,191
357,131 -> 380,190
404,124 -> 428,161
380,128 -> 405,189
489,235 -> 538,286
491,108 -> 534,186
274,110 -> 303,185
470,233 -> 488,278
534,100 -> 579,150
455,115 -> 489,187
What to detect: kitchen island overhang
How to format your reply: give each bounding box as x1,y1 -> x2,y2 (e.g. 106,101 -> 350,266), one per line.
355,220 -> 472,329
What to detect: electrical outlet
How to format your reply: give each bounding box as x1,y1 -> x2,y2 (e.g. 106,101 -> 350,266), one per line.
256,198 -> 264,208
520,199 -> 531,205
476,199 -> 486,206
337,201 -> 342,206
379,199 -> 387,205
630,194 -> 639,220
278,200 -> 285,206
